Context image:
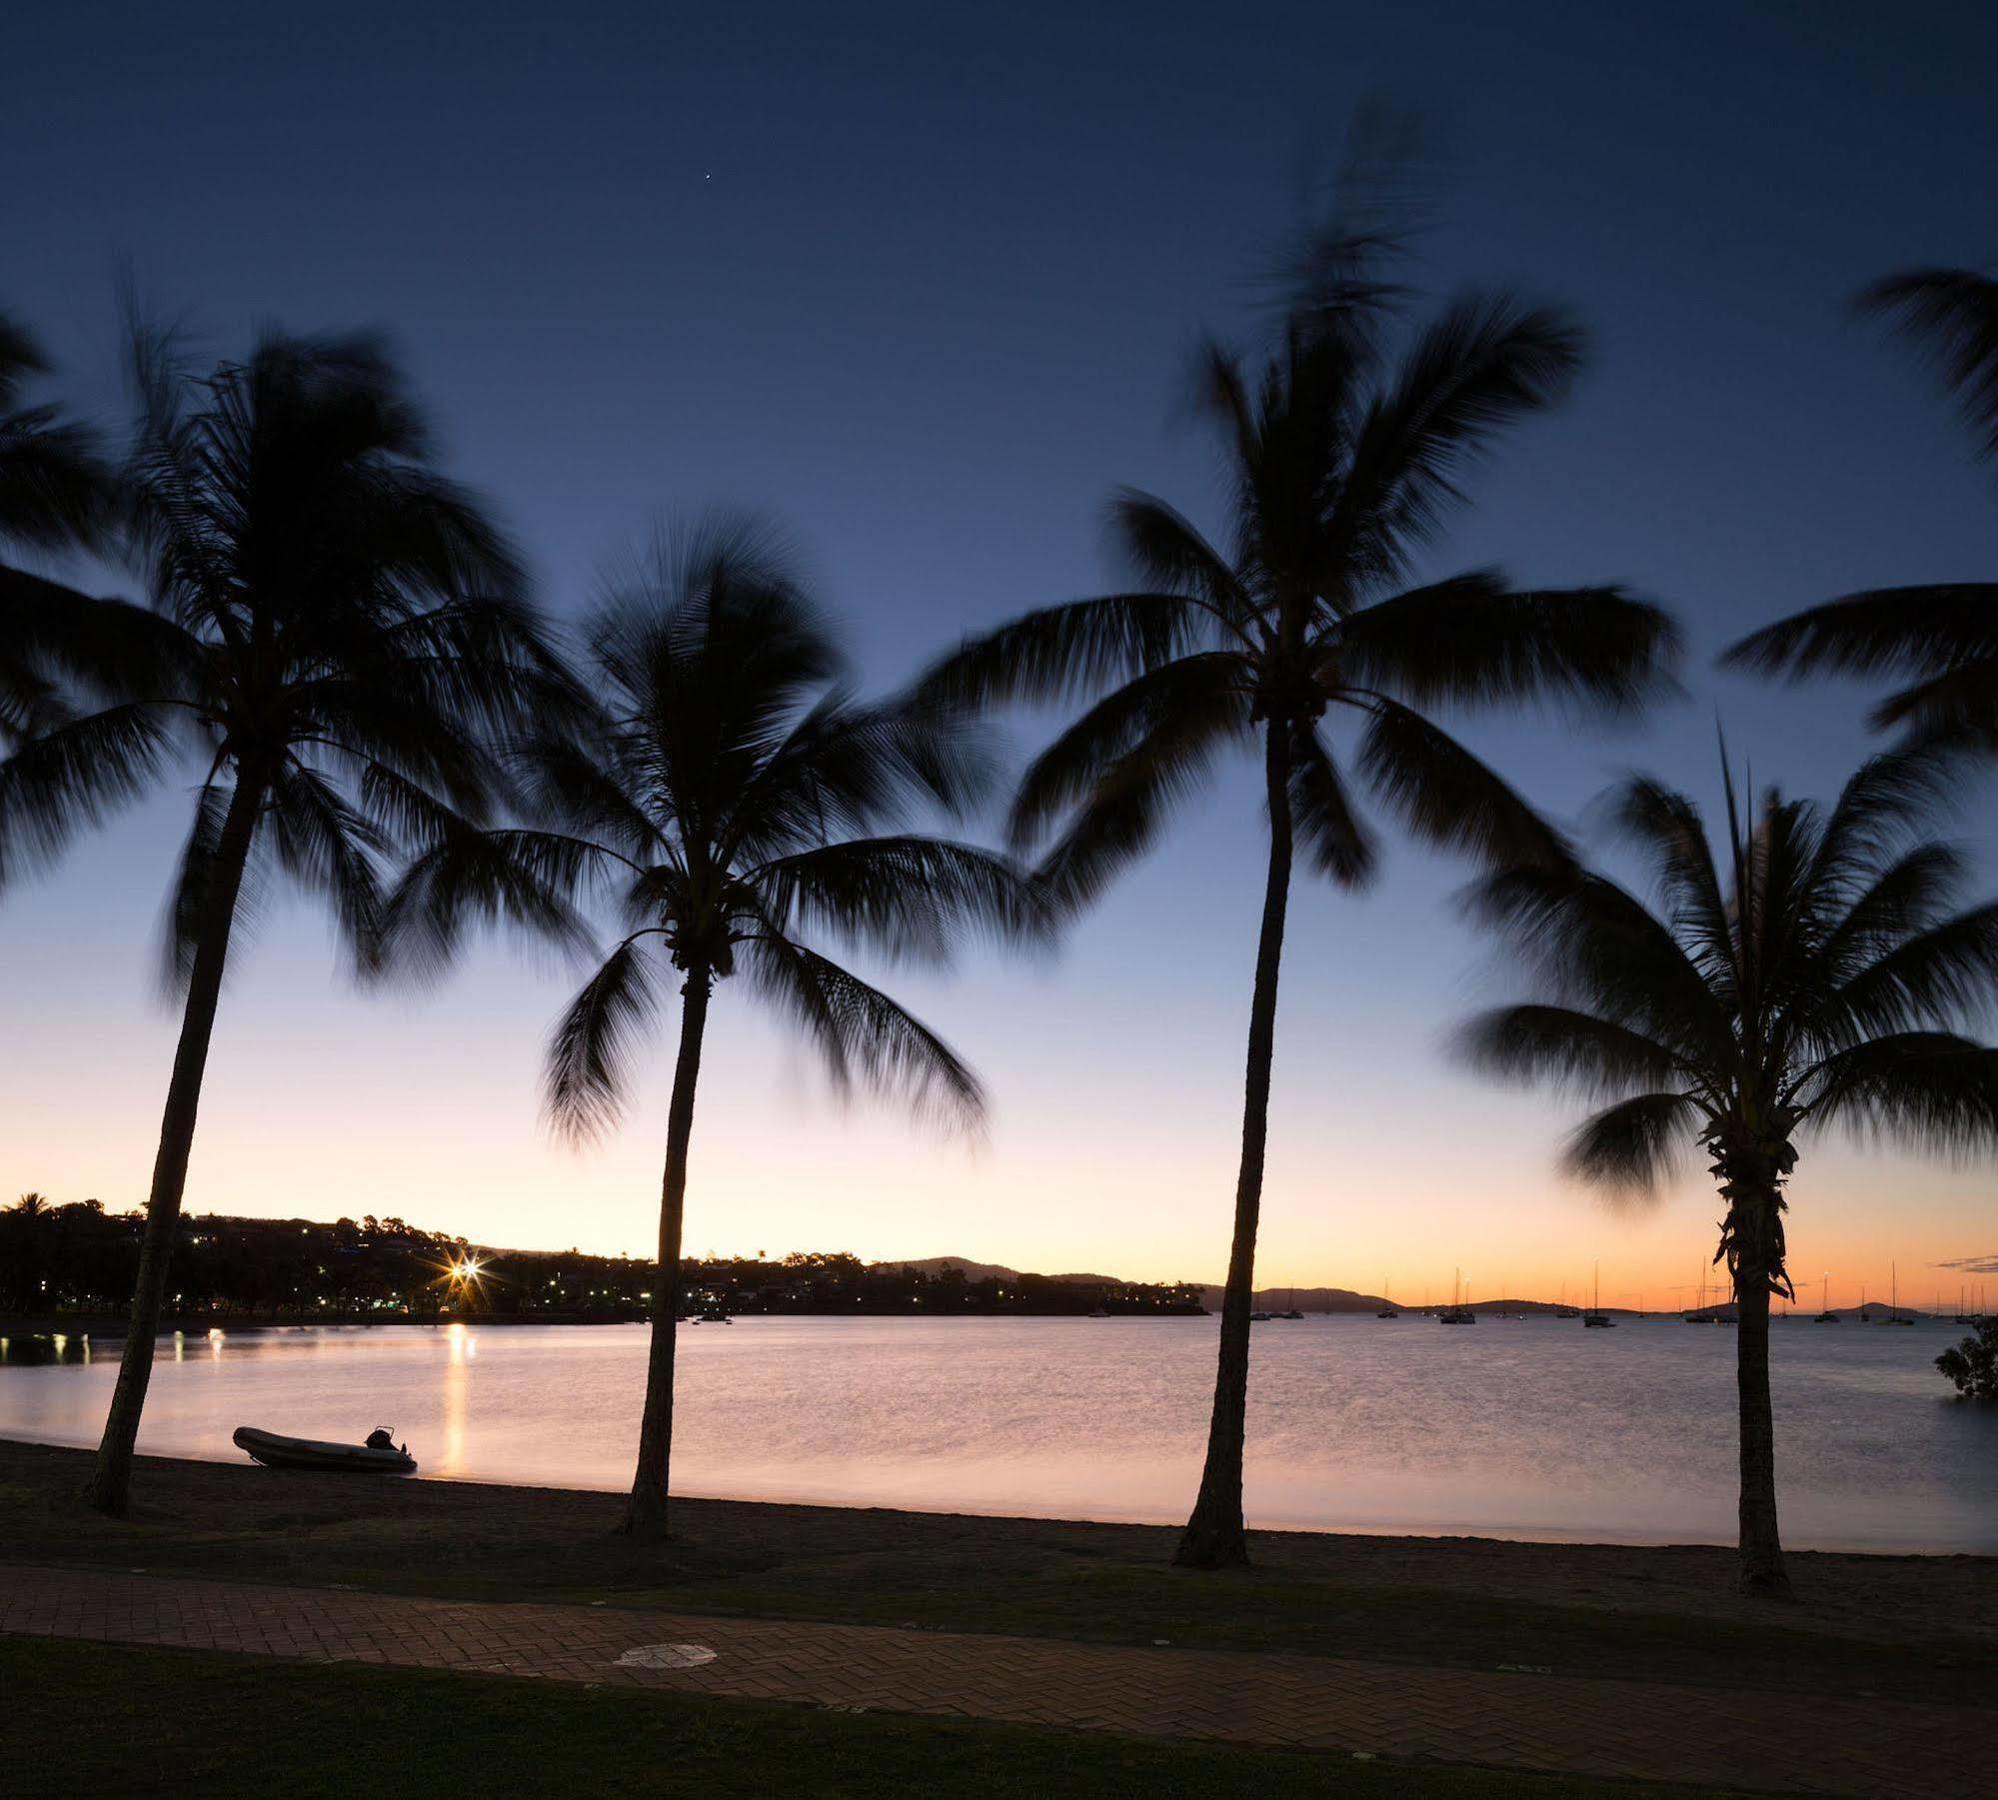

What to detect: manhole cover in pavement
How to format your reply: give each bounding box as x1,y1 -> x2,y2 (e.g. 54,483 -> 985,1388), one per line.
615,1643 -> 717,1669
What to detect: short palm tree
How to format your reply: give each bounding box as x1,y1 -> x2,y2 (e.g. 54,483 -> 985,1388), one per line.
1724,268 -> 1998,751
0,309 -> 115,746
923,285 -> 1679,1567
1455,753 -> 1998,1594
0,328 -> 567,1515
387,518 -> 1049,1539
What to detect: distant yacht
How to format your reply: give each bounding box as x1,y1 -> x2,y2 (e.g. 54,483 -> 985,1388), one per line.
1438,1269 -> 1476,1324
1884,1264 -> 1915,1325
1814,1273 -> 1838,1323
1376,1276 -> 1398,1320
1553,1280 -> 1580,1321
1583,1262 -> 1615,1328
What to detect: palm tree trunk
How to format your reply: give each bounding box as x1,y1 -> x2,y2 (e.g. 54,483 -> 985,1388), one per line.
86,775 -> 263,1517
1729,1188 -> 1790,1597
1175,723 -> 1293,1570
622,966 -> 712,1539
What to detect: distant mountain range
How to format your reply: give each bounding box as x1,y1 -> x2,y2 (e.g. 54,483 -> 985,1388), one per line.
871,1262 -> 1977,1320
869,1257 -> 1123,1286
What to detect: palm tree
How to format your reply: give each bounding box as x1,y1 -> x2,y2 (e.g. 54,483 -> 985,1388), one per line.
0,327 -> 568,1515
1723,268 -> 1998,751
922,280 -> 1679,1568
1454,753 -> 1998,1594
387,518 -> 1049,1539
0,309 -> 115,746
1,1192 -> 55,1312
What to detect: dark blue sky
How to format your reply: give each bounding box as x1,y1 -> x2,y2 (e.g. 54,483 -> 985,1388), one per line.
7,1 -> 1996,1289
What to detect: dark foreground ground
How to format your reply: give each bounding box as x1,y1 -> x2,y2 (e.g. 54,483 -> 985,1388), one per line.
0,1635 -> 1728,1799
5,1438 -> 1993,1711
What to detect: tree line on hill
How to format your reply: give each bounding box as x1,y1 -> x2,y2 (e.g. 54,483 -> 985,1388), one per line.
0,1197 -> 1204,1322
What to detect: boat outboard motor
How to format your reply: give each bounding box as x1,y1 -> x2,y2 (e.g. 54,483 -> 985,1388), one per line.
364,1427 -> 395,1450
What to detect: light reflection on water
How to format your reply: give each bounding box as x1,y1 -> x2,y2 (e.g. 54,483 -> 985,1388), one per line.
2,1315 -> 1992,1552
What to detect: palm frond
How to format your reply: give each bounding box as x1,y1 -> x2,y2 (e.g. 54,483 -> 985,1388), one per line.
1335,573 -> 1680,715
1006,652 -> 1250,852
1340,291 -> 1586,566
1868,658 -> 1998,750
510,729 -> 663,861
1809,842 -> 1967,992
1286,722 -> 1375,885
382,827 -> 606,982
1460,864 -> 1733,1062
0,700 -> 180,890
725,685 -> 1002,864
1031,683 -> 1248,909
0,310 -> 113,550
545,937 -> 663,1141
1811,903 -> 1998,1047
1355,698 -> 1572,870
1861,267 -> 1998,464
1602,775 -> 1735,984
752,836 -> 1054,965
1721,585 -> 1998,682
1563,1092 -> 1703,1193
1260,105 -> 1419,353
1106,489 -> 1259,636
266,762 -> 390,976
740,935 -> 985,1132
919,591 -> 1213,712
1454,1005 -> 1690,1103
1799,749 -> 1964,909
1803,1032 -> 1998,1157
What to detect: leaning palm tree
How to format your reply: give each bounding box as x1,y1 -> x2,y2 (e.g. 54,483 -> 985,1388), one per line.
387,518 -> 1049,1539
0,309 -> 115,746
1723,268 -> 1998,752
1455,752 -> 1998,1594
0,327 -> 567,1515
923,283 -> 1679,1567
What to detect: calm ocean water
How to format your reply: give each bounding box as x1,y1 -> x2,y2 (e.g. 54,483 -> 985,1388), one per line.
4,1314 -> 1992,1552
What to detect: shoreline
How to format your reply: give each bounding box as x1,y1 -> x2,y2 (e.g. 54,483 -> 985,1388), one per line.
6,1434 -> 1994,1571
3,1427 -> 1985,1561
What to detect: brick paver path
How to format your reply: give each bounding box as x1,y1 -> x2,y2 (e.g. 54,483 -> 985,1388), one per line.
3,1564 -> 1986,1796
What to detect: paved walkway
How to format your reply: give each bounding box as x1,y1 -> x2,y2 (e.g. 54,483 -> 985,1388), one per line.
2,1564 -> 1986,1796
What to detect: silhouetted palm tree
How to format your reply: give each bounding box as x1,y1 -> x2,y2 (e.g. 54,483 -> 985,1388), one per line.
1455,753 -> 1998,1594
0,327 -> 567,1515
0,310 -> 114,747
1724,269 -> 1998,752
923,280 -> 1679,1567
387,518 -> 1049,1539
1,1192 -> 55,1312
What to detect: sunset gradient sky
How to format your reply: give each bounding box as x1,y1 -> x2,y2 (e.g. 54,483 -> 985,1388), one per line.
6,1 -> 1997,1306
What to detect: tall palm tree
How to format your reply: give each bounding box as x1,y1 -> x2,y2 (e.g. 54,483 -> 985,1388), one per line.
1723,268 -> 1998,751
387,518 -> 1049,1539
0,327 -> 568,1515
1454,753 -> 1998,1594
922,285 -> 1679,1568
0,309 -> 115,746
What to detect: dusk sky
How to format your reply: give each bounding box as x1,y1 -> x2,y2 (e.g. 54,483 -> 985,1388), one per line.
6,0 -> 1997,1306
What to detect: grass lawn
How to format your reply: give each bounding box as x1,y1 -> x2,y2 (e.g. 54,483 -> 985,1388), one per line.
0,1637 -> 1732,1799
